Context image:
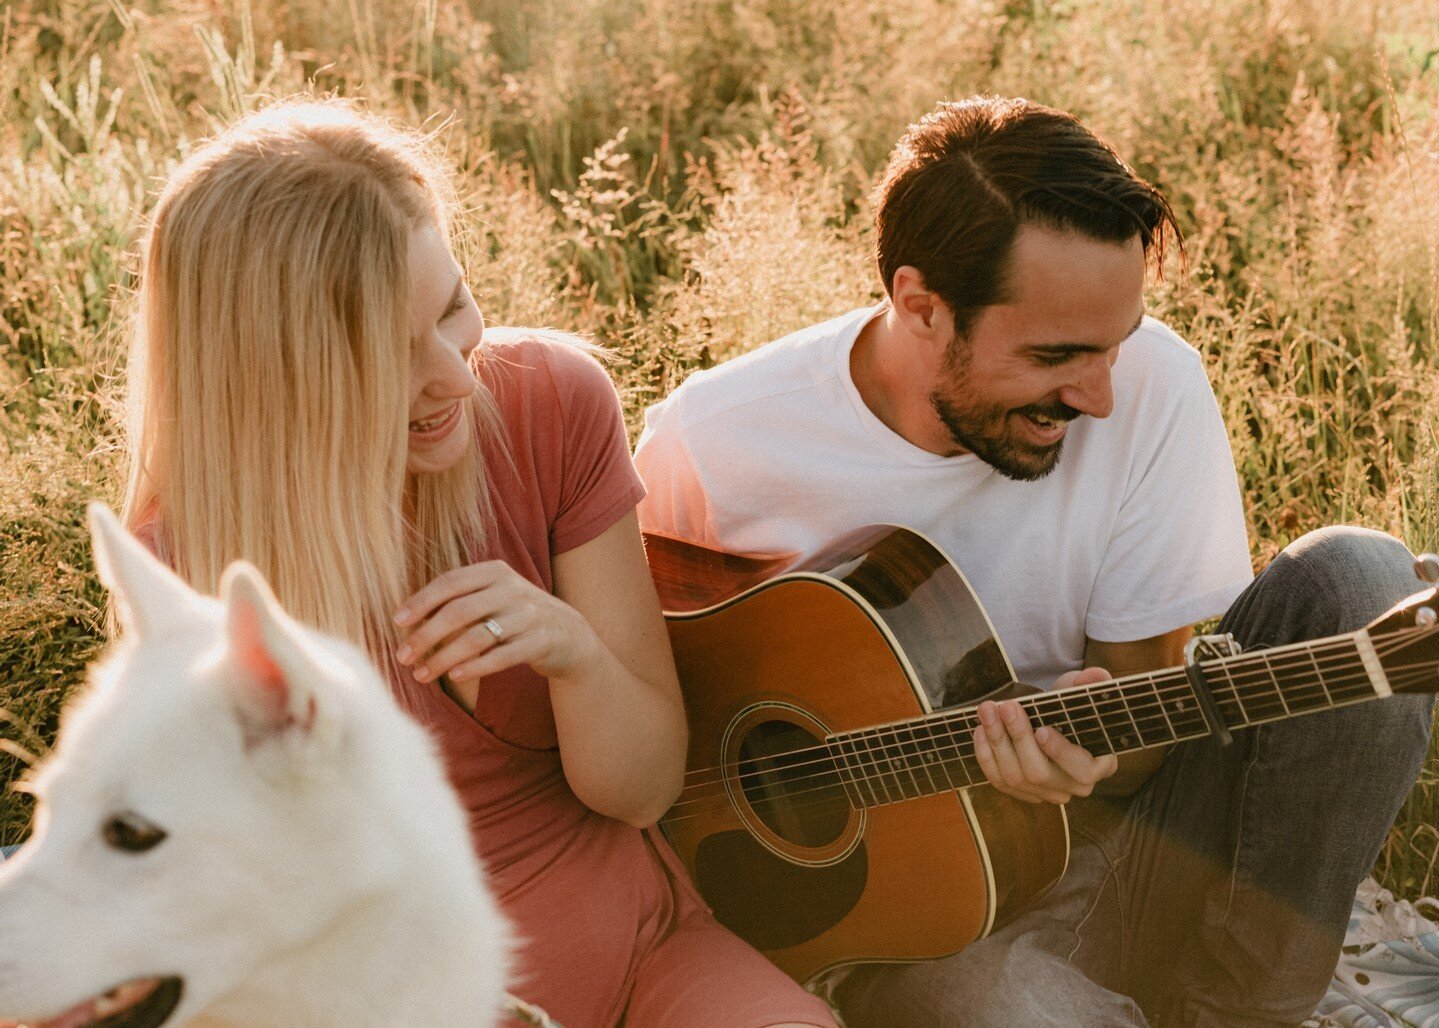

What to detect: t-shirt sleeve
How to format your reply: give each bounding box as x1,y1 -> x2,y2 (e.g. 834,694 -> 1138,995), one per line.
539,342 -> 647,555
1085,351 -> 1254,642
633,393 -> 720,547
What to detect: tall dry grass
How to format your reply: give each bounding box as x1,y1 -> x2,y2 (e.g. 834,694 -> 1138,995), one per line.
1,0 -> 1436,894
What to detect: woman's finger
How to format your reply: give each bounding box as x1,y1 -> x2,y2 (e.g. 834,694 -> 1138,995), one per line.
414,621 -> 506,682
398,591 -> 491,665
395,560 -> 510,627
448,630 -> 550,683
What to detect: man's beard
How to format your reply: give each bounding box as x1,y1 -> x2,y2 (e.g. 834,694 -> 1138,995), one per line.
929,348 -> 1080,482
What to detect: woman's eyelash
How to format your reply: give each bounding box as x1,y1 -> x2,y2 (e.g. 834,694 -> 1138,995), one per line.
441,291 -> 467,321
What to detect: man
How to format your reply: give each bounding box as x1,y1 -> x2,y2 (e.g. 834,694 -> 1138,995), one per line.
634,97 -> 1434,1025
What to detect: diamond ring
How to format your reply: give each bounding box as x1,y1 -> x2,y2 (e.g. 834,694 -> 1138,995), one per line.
481,617 -> 505,643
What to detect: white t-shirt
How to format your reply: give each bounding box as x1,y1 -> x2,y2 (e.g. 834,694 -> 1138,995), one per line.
634,304 -> 1254,688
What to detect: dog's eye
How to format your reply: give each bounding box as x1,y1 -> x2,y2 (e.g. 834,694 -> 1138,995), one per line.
102,812 -> 168,853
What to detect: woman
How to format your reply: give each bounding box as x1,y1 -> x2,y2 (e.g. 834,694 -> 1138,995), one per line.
120,99 -> 836,1028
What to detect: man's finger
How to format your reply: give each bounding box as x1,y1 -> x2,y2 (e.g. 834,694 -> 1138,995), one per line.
1035,726 -> 1119,785
1000,701 -> 1066,785
979,701 -> 1028,788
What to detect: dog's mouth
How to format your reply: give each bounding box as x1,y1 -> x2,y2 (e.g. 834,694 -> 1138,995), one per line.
0,976 -> 184,1028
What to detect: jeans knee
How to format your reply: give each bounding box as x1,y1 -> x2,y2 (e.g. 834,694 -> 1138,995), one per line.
1274,525 -> 1412,585
1232,526 -> 1422,641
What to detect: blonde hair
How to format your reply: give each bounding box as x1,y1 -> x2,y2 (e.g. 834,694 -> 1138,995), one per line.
121,99 -> 494,706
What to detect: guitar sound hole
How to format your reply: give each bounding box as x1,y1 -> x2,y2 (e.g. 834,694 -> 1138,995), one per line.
737,720 -> 850,848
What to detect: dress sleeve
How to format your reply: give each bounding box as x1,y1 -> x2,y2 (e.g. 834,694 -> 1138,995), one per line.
538,341 -> 647,555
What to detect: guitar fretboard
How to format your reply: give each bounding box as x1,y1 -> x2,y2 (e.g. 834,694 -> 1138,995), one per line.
824,633 -> 1385,809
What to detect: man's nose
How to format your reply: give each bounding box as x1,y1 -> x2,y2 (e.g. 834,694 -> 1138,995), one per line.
1060,357 -> 1114,420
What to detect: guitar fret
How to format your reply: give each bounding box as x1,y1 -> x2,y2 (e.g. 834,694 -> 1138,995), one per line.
1058,697 -> 1081,743
1148,676 -> 1180,743
1311,649 -> 1338,706
1090,685 -> 1143,754
887,725 -> 925,801
908,722 -> 944,795
950,715 -> 983,788
867,732 -> 898,805
847,733 -> 886,808
1128,674 -> 1175,747
1212,659 -> 1248,730
1269,650 -> 1327,714
1161,675 -> 1210,740
829,735 -> 870,808
878,729 -> 911,804
1248,655 -> 1291,722
1079,690 -> 1117,755
1333,641 -> 1383,702
934,720 -> 970,790
892,727 -> 922,800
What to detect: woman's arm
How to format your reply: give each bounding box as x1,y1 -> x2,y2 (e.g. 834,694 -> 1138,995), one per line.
547,511 -> 687,827
394,510 -> 687,828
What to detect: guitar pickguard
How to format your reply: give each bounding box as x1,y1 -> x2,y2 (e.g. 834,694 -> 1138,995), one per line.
695,829 -> 868,951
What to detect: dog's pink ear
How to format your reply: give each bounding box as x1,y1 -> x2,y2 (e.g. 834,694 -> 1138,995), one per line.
221,563 -> 319,748
88,502 -> 195,640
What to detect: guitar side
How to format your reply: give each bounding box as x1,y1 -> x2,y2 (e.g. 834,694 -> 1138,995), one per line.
650,526 -> 1068,985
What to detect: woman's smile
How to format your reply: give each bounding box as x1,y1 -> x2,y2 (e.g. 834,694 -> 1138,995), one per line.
409,401 -> 462,440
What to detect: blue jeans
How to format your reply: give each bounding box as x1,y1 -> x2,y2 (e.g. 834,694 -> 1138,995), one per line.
835,527 -> 1436,1027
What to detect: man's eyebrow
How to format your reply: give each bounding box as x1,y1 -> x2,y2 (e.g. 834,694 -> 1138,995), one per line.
1025,341 -> 1110,355
1026,310 -> 1146,353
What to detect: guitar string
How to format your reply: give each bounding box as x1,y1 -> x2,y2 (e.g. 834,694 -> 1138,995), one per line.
671,645 -> 1416,802
663,666 -> 1373,818
665,642 -> 1437,811
670,659 -> 1439,829
675,627 -> 1428,791
674,625 -> 1434,791
658,663 -> 1439,826
671,648 -> 1434,808
662,664 -> 1439,827
780,667 -> 1422,812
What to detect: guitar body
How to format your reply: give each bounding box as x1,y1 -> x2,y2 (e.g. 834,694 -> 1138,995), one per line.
650,526 -> 1069,986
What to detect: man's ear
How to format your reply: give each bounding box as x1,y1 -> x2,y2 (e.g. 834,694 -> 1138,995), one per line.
220,562 -> 323,752
889,266 -> 950,336
88,502 -> 196,641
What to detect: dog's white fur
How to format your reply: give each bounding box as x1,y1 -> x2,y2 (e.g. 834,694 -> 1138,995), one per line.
0,505 -> 510,1026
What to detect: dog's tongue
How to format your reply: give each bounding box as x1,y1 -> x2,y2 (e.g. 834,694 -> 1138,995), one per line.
0,977 -> 161,1028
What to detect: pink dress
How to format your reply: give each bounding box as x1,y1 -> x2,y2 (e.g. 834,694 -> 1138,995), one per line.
406,337 -> 836,1027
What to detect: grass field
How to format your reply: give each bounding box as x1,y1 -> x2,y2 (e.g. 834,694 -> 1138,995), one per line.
1,0 -> 1437,899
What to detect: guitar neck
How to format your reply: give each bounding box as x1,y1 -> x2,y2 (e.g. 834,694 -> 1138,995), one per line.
825,629 -> 1392,809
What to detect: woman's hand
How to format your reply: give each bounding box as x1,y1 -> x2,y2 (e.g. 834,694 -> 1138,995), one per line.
394,514 -> 687,828
971,667 -> 1120,805
394,561 -> 602,684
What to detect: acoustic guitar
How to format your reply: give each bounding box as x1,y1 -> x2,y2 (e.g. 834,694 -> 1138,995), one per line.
647,525 -> 1439,986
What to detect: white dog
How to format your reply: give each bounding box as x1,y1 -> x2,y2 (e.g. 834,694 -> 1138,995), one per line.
0,505 -> 511,1027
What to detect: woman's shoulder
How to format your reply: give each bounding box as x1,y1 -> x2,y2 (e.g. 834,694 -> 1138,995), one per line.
474,328 -> 615,409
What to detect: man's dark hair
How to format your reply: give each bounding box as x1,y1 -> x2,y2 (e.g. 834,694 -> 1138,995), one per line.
873,96 -> 1182,335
